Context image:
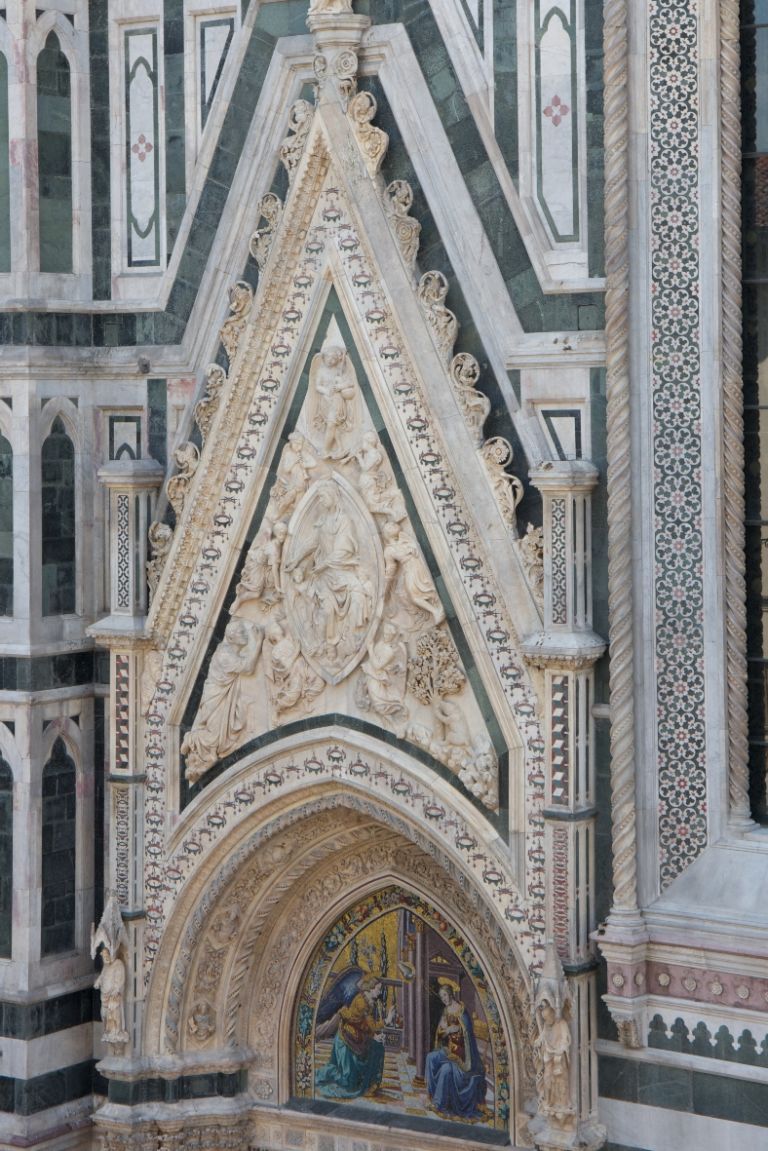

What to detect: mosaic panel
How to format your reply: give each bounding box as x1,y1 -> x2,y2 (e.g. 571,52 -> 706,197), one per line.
294,886 -> 509,1133
650,0 -> 707,884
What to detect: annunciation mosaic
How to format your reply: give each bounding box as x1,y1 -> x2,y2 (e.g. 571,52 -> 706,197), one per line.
294,886 -> 509,1132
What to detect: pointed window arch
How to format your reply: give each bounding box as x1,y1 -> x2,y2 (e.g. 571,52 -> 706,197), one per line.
0,757 -> 11,957
36,32 -> 72,273
41,738 -> 76,956
41,416 -> 76,616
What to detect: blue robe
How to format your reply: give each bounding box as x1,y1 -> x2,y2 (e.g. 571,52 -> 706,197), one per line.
426,1005 -> 486,1119
316,992 -> 385,1099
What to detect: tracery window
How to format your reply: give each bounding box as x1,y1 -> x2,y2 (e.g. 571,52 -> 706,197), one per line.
743,0 -> 768,819
36,32 -> 72,273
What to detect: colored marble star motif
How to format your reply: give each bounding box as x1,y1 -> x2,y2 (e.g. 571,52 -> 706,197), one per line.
131,134 -> 154,162
543,95 -> 570,127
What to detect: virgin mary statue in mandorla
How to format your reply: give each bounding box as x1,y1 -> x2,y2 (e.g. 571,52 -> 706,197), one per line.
426,977 -> 487,1120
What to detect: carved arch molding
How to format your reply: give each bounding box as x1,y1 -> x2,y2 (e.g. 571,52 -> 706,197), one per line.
129,794 -> 536,1149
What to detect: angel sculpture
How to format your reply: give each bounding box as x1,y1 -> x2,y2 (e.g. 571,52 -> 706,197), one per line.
307,329 -> 361,459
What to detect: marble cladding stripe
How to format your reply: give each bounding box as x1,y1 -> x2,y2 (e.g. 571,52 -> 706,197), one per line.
106,1068 -> 246,1105
0,650 -> 109,690
599,1053 -> 768,1127
0,990 -> 96,1040
164,0 -> 185,255
0,1059 -> 95,1115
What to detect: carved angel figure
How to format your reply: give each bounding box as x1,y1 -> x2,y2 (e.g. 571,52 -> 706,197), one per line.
232,521 -> 288,611
91,892 -> 130,1048
308,336 -> 360,459
181,619 -> 263,782
264,621 -> 323,715
358,622 -> 408,723
353,432 -> 406,519
382,521 -> 444,625
270,432 -> 318,521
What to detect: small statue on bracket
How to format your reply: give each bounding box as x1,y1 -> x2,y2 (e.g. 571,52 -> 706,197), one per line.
91,891 -> 130,1049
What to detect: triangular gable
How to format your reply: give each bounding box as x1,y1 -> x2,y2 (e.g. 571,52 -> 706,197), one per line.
145,93 -> 544,828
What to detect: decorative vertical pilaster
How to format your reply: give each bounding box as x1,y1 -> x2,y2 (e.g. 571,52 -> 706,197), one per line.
523,461 -> 605,1151
89,458 -> 163,1058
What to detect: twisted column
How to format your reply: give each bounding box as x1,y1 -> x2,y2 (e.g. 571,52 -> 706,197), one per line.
721,0 -> 753,829
604,0 -> 638,912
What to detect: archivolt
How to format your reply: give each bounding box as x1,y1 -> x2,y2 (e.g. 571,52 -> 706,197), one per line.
145,788 -> 537,1118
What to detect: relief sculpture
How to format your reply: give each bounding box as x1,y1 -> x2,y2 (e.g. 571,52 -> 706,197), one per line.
180,317 -> 498,804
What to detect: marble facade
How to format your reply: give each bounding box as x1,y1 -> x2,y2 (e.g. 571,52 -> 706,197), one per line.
0,2 -> 764,1151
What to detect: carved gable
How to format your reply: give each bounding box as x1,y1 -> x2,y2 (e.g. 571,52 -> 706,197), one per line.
139,82 -> 548,1006
179,313 -> 499,805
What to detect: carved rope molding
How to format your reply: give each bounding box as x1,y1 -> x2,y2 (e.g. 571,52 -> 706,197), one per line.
721,0 -> 752,827
603,0 -> 638,913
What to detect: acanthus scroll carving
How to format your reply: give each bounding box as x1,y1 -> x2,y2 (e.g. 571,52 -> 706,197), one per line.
166,442 -> 200,518
147,521 -> 173,603
220,280 -> 253,366
194,363 -> 227,446
519,523 -> 545,611
385,179 -> 421,271
450,352 -> 491,446
280,98 -> 315,183
347,90 -> 388,177
481,436 -> 524,538
249,192 -> 283,271
418,270 -> 458,363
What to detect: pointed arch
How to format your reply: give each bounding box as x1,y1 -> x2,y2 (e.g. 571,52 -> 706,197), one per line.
142,785 -> 535,1145
0,752 -> 11,957
40,735 -> 77,956
41,414 -> 77,615
35,30 -> 72,273
28,11 -> 91,277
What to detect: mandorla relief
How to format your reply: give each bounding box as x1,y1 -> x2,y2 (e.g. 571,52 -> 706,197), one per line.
181,318 -> 498,805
